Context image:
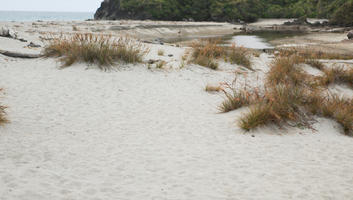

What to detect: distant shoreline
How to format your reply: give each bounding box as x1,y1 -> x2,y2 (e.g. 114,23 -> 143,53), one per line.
0,10 -> 94,22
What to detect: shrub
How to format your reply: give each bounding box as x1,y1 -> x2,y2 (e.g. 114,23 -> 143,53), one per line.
44,33 -> 148,70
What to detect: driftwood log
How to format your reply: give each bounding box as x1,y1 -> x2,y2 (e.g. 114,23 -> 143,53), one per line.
0,49 -> 42,58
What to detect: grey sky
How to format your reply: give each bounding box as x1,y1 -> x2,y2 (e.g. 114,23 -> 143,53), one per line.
1,0 -> 103,12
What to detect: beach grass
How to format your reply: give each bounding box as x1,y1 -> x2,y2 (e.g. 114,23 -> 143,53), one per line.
44,33 -> 148,70
221,55 -> 353,135
227,45 -> 252,70
319,67 -> 353,88
0,89 -> 8,126
190,39 -> 223,70
190,39 -> 252,70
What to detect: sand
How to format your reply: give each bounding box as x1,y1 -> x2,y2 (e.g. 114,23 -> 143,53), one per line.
1,20 -> 353,200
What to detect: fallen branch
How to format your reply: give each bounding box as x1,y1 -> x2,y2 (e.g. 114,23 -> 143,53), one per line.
0,49 -> 42,58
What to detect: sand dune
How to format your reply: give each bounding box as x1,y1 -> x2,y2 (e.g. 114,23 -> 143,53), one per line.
1,20 -> 353,200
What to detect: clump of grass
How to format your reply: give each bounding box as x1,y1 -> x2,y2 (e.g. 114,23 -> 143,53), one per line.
191,39 -> 224,59
158,49 -> 164,56
220,55 -> 353,135
266,55 -> 307,86
155,60 -> 167,69
305,59 -> 325,70
279,47 -> 353,60
238,85 -> 309,130
43,33 -> 148,70
227,45 -> 252,70
220,87 -> 261,112
319,66 -> 353,88
72,25 -> 79,31
194,55 -> 219,69
205,84 -> 222,93
0,89 -> 8,126
308,94 -> 353,136
190,39 -> 224,70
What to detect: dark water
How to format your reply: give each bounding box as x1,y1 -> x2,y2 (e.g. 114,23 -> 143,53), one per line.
0,11 -> 94,21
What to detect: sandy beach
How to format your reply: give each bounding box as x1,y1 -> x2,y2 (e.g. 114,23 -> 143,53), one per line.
1,20 -> 353,200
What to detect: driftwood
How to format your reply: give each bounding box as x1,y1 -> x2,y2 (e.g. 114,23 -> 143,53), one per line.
0,49 -> 42,58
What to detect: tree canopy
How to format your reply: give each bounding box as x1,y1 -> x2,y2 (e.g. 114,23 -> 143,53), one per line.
95,0 -> 353,25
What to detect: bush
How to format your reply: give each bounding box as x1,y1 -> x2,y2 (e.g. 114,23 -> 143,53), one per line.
44,33 -> 148,70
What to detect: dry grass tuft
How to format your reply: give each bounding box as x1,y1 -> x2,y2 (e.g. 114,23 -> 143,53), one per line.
155,60 -> 167,69
43,33 -> 148,70
238,85 -> 309,131
220,55 -> 353,135
227,45 -> 252,70
220,87 -> 261,113
190,39 -> 252,70
158,49 -> 164,56
266,55 -> 308,87
0,89 -> 8,126
305,59 -> 325,70
308,94 -> 353,136
72,25 -> 79,31
319,66 -> 353,88
190,39 -> 224,70
205,84 -> 222,93
279,48 -> 353,60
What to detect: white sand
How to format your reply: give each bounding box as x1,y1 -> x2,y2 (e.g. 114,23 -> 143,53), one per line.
1,21 -> 353,200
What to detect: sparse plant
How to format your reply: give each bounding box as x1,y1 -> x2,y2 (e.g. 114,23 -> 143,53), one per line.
279,47 -> 353,60
43,33 -> 148,70
0,89 -> 8,126
155,60 -> 167,69
205,84 -> 222,93
219,55 -> 353,136
319,66 -> 353,88
194,55 -> 219,70
227,45 -> 252,70
190,39 -> 223,70
220,87 -> 261,112
305,59 -> 325,70
158,49 -> 164,56
72,25 -> 79,31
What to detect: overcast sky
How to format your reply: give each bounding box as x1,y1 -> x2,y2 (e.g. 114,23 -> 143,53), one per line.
1,0 -> 103,12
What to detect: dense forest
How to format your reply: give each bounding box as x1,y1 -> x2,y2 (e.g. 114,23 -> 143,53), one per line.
95,0 -> 353,26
